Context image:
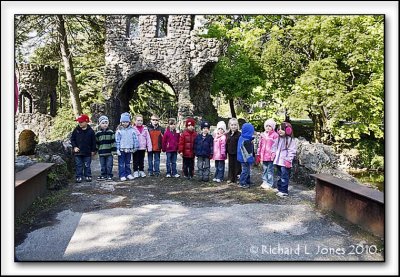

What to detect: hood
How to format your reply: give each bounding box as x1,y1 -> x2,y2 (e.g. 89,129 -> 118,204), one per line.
241,123 -> 254,139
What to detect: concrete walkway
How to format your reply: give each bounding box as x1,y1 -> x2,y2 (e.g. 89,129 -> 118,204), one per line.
15,155 -> 384,261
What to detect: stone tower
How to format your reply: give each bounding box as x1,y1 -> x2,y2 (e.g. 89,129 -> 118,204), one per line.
102,15 -> 220,128
15,64 -> 58,145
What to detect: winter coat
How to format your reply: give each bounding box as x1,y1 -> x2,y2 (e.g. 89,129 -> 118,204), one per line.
194,133 -> 213,158
213,133 -> 227,160
148,124 -> 164,152
226,130 -> 241,155
237,123 -> 255,164
257,130 -> 279,162
95,128 -> 117,156
70,125 -> 96,156
115,125 -> 139,151
178,129 -> 197,158
273,136 -> 297,167
133,125 -> 152,151
162,127 -> 180,152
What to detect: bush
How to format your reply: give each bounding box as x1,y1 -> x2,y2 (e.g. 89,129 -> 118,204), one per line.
371,155 -> 384,171
49,106 -> 78,140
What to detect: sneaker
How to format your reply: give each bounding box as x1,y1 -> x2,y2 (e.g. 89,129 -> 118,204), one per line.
240,184 -> 250,189
227,180 -> 232,184
133,171 -> 139,179
212,178 -> 218,182
149,172 -> 155,176
85,176 -> 92,182
271,187 -> 279,192
155,173 -> 160,177
276,192 -> 288,198
76,177 -> 82,183
107,177 -> 113,181
139,171 -> 146,178
173,174 -> 180,178
120,177 -> 127,181
215,179 -> 221,183
260,183 -> 269,189
127,174 -> 134,180
97,176 -> 106,181
166,174 -> 171,178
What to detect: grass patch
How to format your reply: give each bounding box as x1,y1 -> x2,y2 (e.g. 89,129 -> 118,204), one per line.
15,188 -> 69,227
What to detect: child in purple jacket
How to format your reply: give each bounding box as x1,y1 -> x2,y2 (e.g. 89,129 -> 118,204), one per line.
162,118 -> 181,178
273,122 -> 297,198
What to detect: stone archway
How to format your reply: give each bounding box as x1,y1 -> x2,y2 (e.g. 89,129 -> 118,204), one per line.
102,15 -> 221,129
114,70 -> 177,125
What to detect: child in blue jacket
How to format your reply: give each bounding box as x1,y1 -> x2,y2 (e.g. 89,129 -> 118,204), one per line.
237,122 -> 255,188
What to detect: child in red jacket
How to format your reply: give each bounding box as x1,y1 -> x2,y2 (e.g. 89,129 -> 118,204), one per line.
178,118 -> 197,179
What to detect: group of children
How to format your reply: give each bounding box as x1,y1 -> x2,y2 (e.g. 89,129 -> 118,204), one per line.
70,112 -> 297,198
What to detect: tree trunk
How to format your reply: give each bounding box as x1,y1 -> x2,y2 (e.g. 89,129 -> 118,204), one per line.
57,15 -> 82,117
229,98 -> 236,118
309,113 -> 320,143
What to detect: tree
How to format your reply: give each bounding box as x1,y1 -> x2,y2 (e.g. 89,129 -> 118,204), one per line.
57,15 -> 82,117
15,15 -> 106,117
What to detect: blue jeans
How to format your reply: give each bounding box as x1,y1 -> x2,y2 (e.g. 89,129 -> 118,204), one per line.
75,156 -> 92,178
118,151 -> 132,178
276,165 -> 290,194
262,161 -> 274,187
239,162 -> 251,186
197,156 -> 210,181
214,160 -> 225,180
148,151 -> 161,174
100,155 -> 114,177
166,152 -> 178,175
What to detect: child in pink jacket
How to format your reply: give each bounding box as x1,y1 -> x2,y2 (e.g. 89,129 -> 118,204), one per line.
257,119 -> 279,190
162,118 -> 180,178
213,121 -> 227,183
273,122 -> 297,198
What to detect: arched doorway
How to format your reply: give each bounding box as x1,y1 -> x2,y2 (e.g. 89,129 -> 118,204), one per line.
115,71 -> 178,126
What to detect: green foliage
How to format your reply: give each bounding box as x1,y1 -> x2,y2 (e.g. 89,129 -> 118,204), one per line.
47,163 -> 70,190
129,80 -> 178,122
49,106 -> 77,140
371,156 -> 384,171
16,15 -> 106,118
355,138 -> 384,169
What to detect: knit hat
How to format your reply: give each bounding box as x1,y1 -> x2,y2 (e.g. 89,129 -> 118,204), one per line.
185,118 -> 196,127
76,114 -> 90,123
98,115 -> 109,125
216,121 -> 227,132
120,112 -> 131,123
264,118 -> 276,130
200,121 -> 210,129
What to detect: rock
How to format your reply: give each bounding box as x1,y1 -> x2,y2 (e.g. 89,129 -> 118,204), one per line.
15,156 -> 36,173
17,130 -> 37,156
292,138 -> 359,186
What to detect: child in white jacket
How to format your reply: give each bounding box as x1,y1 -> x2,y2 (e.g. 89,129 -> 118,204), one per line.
273,122 -> 297,197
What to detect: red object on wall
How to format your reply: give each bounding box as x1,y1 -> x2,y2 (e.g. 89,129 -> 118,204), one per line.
15,74 -> 19,114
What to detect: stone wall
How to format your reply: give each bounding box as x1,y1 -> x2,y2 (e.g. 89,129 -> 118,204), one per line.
102,15 -> 220,128
15,113 -> 54,146
17,64 -> 58,116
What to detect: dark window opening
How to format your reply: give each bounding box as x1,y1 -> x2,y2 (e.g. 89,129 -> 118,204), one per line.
156,15 -> 168,38
19,91 -> 33,113
127,15 -> 139,38
190,15 -> 196,31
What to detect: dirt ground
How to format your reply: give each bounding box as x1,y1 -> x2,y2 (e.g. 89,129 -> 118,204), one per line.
15,155 -> 381,251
